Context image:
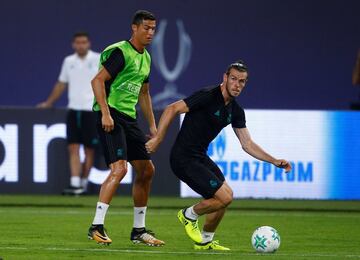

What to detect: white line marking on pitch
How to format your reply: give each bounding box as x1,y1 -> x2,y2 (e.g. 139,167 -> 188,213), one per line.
1,247 -> 360,258
0,209 -> 359,219
0,247 -> 230,256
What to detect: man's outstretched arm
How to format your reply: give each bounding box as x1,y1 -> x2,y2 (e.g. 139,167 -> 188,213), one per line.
234,127 -> 292,172
91,68 -> 113,132
139,82 -> 157,137
145,100 -> 189,153
37,81 -> 67,108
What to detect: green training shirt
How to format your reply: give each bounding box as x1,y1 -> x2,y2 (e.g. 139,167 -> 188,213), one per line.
93,41 -> 151,119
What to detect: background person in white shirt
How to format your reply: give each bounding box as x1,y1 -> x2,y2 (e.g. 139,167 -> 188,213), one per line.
37,32 -> 100,195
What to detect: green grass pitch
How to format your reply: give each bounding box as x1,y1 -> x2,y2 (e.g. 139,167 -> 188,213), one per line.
0,195 -> 359,259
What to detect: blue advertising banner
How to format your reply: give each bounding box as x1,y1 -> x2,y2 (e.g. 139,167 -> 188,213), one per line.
1,108 -> 360,199
180,110 -> 360,199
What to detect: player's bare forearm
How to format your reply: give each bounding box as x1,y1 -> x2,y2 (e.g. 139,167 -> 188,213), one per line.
243,141 -> 292,172
48,82 -> 66,104
145,105 -> 176,153
91,76 -> 114,132
156,106 -> 177,141
139,84 -> 156,132
157,100 -> 189,141
243,140 -> 276,164
37,81 -> 66,108
234,127 -> 291,172
91,68 -> 112,116
145,100 -> 188,153
91,77 -> 110,116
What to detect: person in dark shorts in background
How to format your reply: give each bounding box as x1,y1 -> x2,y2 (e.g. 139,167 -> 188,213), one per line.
37,32 -> 100,195
88,10 -> 164,246
146,60 -> 292,250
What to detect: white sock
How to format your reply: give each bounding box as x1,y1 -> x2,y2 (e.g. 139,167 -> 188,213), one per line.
133,207 -> 147,228
81,178 -> 88,190
70,176 -> 81,187
202,231 -> 215,243
92,202 -> 109,225
185,205 -> 199,220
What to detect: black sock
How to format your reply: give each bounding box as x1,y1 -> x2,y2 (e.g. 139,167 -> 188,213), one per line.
133,227 -> 145,233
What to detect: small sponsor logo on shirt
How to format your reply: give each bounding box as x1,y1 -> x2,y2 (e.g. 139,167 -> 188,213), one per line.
209,180 -> 218,188
117,82 -> 141,95
117,149 -> 123,157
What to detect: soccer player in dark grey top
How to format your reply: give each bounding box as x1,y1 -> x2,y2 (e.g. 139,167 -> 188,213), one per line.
145,61 -> 292,250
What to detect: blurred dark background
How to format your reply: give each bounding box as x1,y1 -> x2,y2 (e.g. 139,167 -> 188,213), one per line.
0,0 -> 359,110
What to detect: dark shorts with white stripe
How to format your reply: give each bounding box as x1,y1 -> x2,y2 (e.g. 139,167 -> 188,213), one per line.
96,106 -> 150,166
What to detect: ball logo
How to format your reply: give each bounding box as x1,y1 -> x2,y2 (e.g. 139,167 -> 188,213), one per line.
251,226 -> 281,253
253,234 -> 267,250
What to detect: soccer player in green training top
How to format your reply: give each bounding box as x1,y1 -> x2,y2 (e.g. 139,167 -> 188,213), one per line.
88,10 -> 164,246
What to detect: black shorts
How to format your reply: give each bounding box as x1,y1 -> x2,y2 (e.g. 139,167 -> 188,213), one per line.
66,109 -> 98,147
96,107 -> 150,166
170,148 -> 225,199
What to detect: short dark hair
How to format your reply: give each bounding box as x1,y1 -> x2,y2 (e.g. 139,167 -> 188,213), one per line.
132,10 -> 156,25
226,60 -> 248,75
73,32 -> 90,40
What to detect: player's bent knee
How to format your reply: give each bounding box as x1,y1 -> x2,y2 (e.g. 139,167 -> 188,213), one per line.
146,161 -> 155,175
111,166 -> 127,181
142,162 -> 155,180
223,189 -> 234,206
216,187 -> 233,207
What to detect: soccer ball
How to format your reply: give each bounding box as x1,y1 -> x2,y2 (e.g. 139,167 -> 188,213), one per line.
251,226 -> 281,253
